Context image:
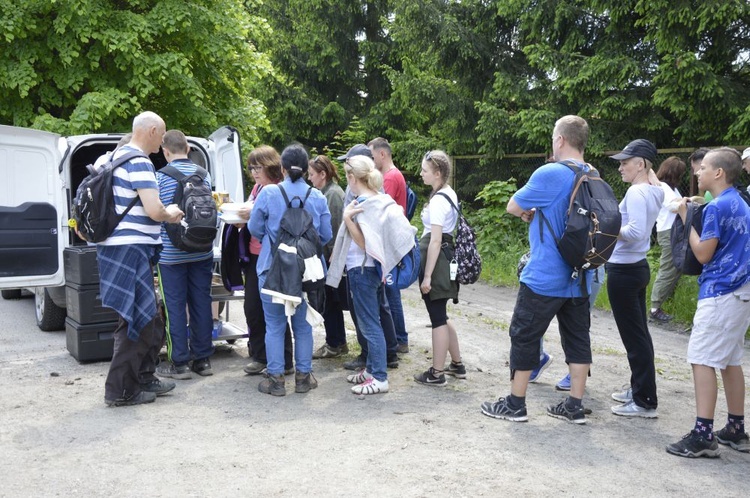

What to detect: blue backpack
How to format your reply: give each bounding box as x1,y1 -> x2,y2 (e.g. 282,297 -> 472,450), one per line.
385,237 -> 420,289
406,183 -> 418,221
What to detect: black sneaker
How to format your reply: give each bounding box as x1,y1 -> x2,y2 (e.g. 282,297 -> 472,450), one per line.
444,361 -> 467,379
666,431 -> 720,458
105,390 -> 157,407
387,354 -> 399,369
715,425 -> 750,452
481,397 -> 528,422
294,371 -> 319,393
547,400 -> 586,425
258,373 -> 286,396
191,358 -> 213,377
343,356 -> 366,371
649,308 -> 673,322
140,378 -> 176,396
413,367 -> 447,386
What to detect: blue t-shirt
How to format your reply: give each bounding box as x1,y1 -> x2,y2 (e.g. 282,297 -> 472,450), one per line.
698,187 -> 750,299
156,158 -> 214,264
513,161 -> 592,297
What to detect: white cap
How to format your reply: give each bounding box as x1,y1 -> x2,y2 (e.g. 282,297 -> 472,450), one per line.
742,147 -> 750,161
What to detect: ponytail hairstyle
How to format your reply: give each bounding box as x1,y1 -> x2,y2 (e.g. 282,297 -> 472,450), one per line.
280,143 -> 309,182
309,155 -> 340,183
345,155 -> 383,192
423,150 -> 452,194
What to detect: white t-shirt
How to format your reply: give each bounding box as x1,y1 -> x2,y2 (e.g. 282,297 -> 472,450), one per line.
420,186 -> 458,237
655,184 -> 680,232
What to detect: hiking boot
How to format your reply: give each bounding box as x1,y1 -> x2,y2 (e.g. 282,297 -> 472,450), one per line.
650,308 -> 673,323
313,343 -> 348,359
480,397 -> 528,422
547,400 -> 586,425
715,425 -> 750,452
396,343 -> 409,354
445,361 -> 467,379
555,373 -> 571,391
140,378 -> 176,396
414,367 -> 447,386
351,376 -> 389,395
343,356 -> 366,371
191,358 -> 213,377
611,386 -> 633,403
666,431 -> 720,458
294,371 -> 318,393
258,373 -> 286,396
156,362 -> 192,380
105,390 -> 157,407
611,400 -> 658,418
347,368 -> 372,384
243,360 -> 267,375
529,353 -> 553,383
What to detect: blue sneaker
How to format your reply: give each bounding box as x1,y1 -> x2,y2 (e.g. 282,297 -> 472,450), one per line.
529,353 -> 553,383
556,373 -> 571,391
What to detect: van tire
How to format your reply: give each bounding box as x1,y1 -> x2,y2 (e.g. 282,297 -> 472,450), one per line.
1,289 -> 22,300
35,288 -> 66,331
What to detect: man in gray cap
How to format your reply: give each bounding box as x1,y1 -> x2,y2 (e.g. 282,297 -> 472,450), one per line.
317,144 -> 401,370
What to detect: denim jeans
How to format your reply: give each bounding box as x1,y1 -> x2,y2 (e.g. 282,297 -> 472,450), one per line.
157,258 -> 214,365
385,284 -> 407,345
347,266 -> 388,381
258,272 -> 313,375
347,272 -> 398,358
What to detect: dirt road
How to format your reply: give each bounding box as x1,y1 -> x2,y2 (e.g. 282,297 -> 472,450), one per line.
0,282 -> 747,497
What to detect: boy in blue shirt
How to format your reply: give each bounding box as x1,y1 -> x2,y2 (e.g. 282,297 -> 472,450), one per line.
667,147 -> 750,458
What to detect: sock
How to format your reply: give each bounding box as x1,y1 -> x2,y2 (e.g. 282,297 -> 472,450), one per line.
565,396 -> 582,410
507,394 -> 525,409
727,414 -> 745,433
694,417 -> 714,440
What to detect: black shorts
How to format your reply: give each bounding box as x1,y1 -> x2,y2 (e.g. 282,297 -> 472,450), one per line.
422,295 -> 449,328
508,284 -> 591,371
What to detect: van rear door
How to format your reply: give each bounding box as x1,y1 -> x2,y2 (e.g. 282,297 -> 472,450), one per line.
0,125 -> 67,289
208,126 -> 244,203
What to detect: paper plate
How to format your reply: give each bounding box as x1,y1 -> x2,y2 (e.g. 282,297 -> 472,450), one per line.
220,214 -> 246,224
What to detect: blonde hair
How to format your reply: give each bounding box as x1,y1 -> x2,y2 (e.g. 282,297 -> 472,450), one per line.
346,155 -> 383,191
423,150 -> 452,192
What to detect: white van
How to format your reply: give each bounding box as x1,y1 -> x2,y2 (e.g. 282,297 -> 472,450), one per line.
0,124 -> 244,331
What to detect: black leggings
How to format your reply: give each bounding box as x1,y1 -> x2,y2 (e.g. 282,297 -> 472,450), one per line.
422,295 -> 449,328
606,260 -> 658,409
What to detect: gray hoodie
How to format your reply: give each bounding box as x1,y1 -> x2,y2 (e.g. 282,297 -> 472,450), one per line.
609,183 -> 664,264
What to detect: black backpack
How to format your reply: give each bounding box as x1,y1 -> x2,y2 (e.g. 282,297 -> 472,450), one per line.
539,161 -> 622,284
261,185 -> 326,313
160,165 -> 218,252
72,150 -> 148,242
436,192 -> 482,285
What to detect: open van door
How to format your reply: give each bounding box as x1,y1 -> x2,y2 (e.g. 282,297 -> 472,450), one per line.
0,125 -> 67,290
208,126 -> 244,203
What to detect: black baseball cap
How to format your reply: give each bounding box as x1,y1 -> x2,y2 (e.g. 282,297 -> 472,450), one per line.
610,139 -> 657,164
337,144 -> 373,161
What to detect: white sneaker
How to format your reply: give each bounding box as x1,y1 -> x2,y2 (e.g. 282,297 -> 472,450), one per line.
351,376 -> 389,395
611,400 -> 657,418
611,386 -> 633,403
347,368 -> 372,384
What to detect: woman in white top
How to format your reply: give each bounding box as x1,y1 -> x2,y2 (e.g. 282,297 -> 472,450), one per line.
650,156 -> 687,322
607,139 -> 664,419
413,150 -> 464,387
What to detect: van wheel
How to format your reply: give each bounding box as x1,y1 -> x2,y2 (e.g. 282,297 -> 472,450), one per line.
1,289 -> 22,300
35,288 -> 66,331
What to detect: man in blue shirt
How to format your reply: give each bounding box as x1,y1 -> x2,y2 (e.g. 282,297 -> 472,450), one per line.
481,115 -> 593,424
155,130 -> 215,380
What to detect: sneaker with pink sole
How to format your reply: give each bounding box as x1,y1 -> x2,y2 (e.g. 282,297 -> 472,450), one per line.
351,377 -> 389,395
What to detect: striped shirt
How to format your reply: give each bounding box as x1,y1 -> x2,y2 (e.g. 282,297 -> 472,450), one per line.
98,144 -> 162,246
156,159 -> 214,264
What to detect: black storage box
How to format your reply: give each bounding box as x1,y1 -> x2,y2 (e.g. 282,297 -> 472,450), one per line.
65,283 -> 118,324
65,317 -> 117,362
63,246 -> 100,285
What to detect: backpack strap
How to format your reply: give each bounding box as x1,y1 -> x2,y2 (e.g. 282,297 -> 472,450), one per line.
159,165 -> 187,182
537,160 -> 588,245
278,184 -> 312,208
436,191 -> 460,215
